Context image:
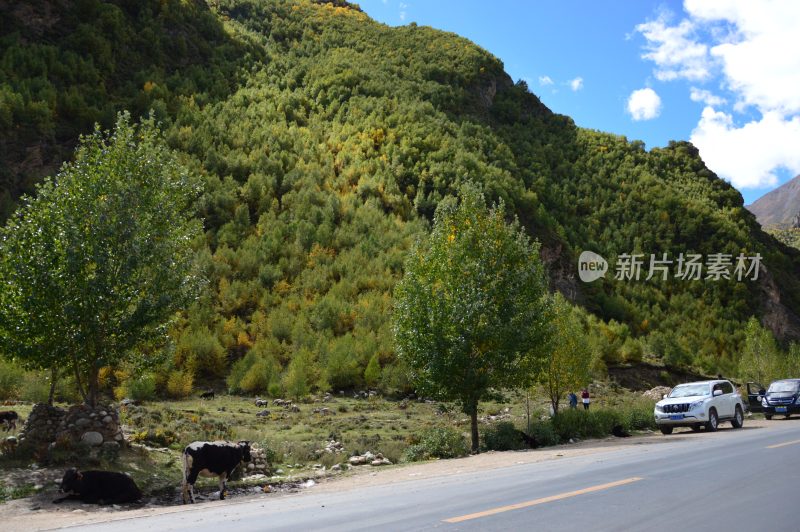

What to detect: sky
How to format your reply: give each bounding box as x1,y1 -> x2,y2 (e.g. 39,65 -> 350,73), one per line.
358,0 -> 800,205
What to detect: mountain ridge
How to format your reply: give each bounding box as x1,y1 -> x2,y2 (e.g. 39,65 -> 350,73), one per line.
747,175 -> 800,228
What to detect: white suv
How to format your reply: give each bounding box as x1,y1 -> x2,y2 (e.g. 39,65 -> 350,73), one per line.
654,380 -> 745,435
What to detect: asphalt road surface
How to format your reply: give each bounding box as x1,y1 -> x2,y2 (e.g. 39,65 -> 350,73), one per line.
69,420 -> 800,532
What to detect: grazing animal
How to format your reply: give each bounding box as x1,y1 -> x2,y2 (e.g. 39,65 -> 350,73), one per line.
0,411 -> 18,431
254,398 -> 269,407
200,390 -> 215,400
516,430 -> 539,449
612,424 -> 631,438
53,468 -> 141,505
182,441 -> 251,504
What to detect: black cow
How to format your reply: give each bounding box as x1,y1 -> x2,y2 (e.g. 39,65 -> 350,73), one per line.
182,441 -> 251,504
0,411 -> 18,431
200,390 -> 215,400
53,468 -> 142,505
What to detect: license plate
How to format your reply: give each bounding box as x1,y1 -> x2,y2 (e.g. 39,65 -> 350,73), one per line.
776,407 -> 788,413
669,415 -> 684,420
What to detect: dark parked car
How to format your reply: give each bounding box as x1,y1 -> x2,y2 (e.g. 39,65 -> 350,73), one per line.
746,382 -> 766,413
760,379 -> 800,419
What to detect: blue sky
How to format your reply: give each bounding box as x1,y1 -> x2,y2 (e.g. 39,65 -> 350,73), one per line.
359,0 -> 800,205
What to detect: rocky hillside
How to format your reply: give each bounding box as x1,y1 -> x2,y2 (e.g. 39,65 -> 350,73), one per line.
747,175 -> 800,228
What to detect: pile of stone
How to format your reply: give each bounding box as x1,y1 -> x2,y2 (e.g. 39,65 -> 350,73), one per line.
316,440 -> 345,456
17,403 -> 124,456
256,409 -> 271,417
311,407 -> 335,416
642,386 -> 672,401
244,445 -> 271,476
15,404 -> 64,451
348,451 -> 391,466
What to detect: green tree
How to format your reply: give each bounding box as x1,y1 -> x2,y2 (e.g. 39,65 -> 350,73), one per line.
737,317 -> 781,385
0,112 -> 202,405
393,184 -> 551,453
539,293 -> 591,415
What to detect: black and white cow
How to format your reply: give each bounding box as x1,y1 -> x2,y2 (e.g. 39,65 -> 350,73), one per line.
0,411 -> 19,431
182,440 -> 251,504
54,468 -> 142,505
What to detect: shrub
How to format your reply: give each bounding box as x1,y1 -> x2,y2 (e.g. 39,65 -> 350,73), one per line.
528,421 -> 560,447
481,421 -> 526,451
0,359 -> 24,399
166,370 -> 194,399
401,426 -> 468,462
551,408 -> 622,441
619,401 -> 657,431
115,373 -> 157,402
19,374 -> 49,403
364,354 -> 381,388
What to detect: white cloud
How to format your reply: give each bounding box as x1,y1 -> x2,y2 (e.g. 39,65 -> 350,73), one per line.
399,2 -> 407,21
636,0 -> 800,189
627,88 -> 662,121
538,75 -> 554,86
636,16 -> 712,81
690,87 -> 727,106
691,1 -> 800,115
569,77 -> 583,91
691,107 -> 800,189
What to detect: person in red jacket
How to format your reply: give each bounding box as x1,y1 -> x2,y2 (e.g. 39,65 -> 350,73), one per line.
581,388 -> 590,410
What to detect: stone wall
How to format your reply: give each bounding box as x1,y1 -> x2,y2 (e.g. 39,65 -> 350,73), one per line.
17,403 -> 124,457
244,445 -> 270,477
16,403 -> 65,451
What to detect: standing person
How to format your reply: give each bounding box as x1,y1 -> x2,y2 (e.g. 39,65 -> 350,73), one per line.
568,392 -> 578,409
581,388 -> 590,410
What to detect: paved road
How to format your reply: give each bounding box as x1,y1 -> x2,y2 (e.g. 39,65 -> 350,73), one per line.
70,420 -> 800,531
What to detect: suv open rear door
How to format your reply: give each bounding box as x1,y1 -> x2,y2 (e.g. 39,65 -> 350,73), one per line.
746,382 -> 765,413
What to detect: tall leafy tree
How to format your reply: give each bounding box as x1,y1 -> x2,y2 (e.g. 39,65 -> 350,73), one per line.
0,112 -> 203,405
538,293 -> 591,415
393,184 -> 551,453
737,317 -> 781,386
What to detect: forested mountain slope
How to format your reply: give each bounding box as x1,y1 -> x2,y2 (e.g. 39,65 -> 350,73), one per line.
2,0 -> 799,392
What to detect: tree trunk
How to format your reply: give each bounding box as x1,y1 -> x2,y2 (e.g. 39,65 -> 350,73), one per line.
48,367 -> 58,405
87,360 -> 99,407
467,401 -> 479,454
73,356 -> 88,404
525,389 -> 531,435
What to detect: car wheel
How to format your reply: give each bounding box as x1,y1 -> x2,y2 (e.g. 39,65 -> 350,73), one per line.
731,405 -> 744,428
660,426 -> 673,435
765,414 -> 773,420
706,408 -> 719,432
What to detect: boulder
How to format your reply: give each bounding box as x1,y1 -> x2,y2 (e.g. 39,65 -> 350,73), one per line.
81,431 -> 104,446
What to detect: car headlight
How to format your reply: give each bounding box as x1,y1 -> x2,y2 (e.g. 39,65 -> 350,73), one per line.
655,404 -> 663,413
795,396 -> 800,404
689,400 -> 705,410
762,397 -> 769,407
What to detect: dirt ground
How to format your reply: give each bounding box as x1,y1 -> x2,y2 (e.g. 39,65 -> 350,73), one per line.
0,418 -> 772,531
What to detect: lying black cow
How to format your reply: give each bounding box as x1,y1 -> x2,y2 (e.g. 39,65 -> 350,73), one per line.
0,410 -> 18,431
182,440 -> 251,504
54,468 -> 142,505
